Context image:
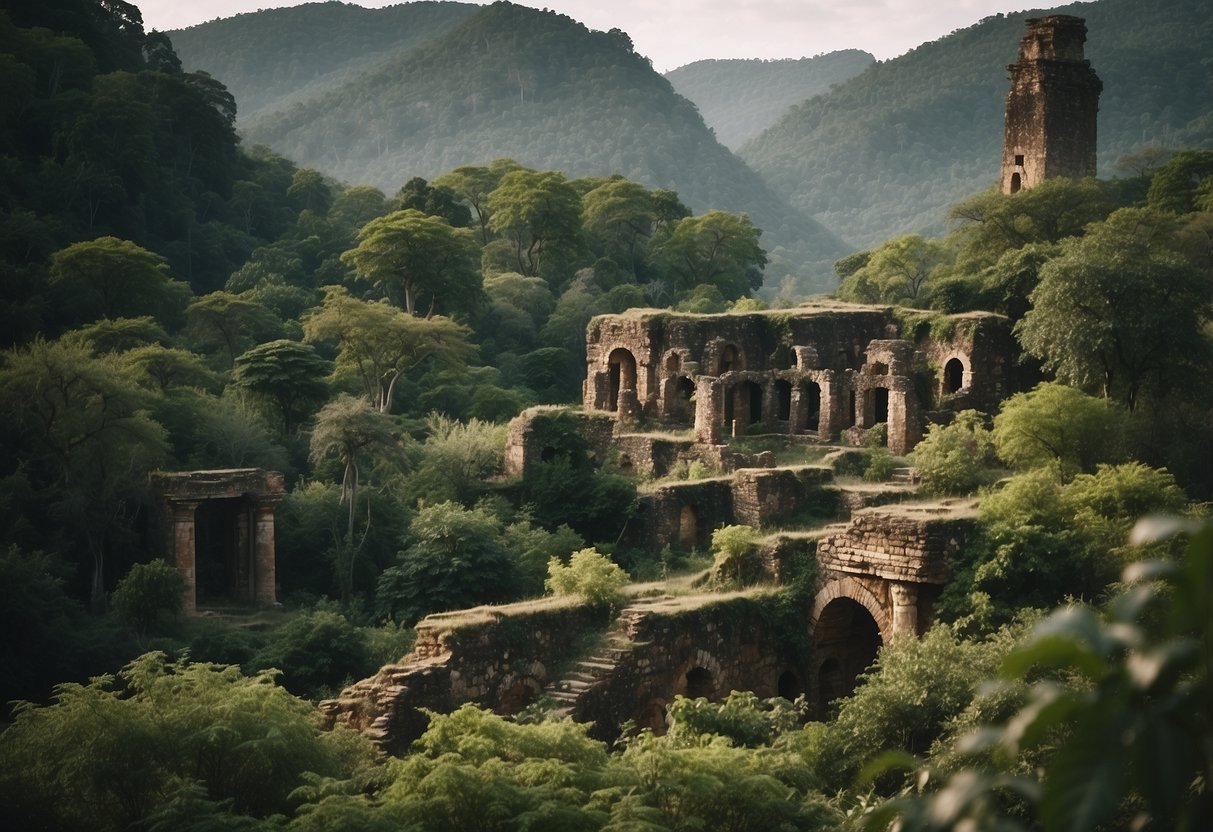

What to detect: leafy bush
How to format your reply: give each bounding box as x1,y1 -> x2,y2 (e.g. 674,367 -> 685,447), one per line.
251,609 -> 371,698
992,382 -> 1125,478
667,690 -> 802,748
710,524 -> 760,584
110,560 -> 185,644
907,410 -> 998,494
545,548 -> 629,609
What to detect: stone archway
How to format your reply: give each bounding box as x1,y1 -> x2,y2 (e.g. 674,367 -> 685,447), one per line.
944,357 -> 966,394
673,651 -> 723,701
809,578 -> 892,717
608,347 -> 638,412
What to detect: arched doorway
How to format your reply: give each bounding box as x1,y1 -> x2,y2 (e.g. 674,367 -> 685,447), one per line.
778,670 -> 802,701
678,505 -> 697,548
684,666 -> 715,699
608,348 -> 637,411
813,597 -> 883,717
873,388 -> 889,428
725,381 -> 763,429
1010,172 -> 1022,193
775,380 -> 792,421
944,358 -> 965,394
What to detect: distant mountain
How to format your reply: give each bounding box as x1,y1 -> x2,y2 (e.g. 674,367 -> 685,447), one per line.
740,0 -> 1213,249
665,52 -> 874,150
181,2 -> 849,285
170,1 -> 478,121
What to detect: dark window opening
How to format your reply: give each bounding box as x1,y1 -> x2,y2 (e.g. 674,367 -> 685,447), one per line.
678,505 -> 697,548
677,377 -> 695,401
665,353 -> 681,373
944,358 -> 965,394
847,390 -> 857,428
718,345 -> 741,374
607,348 -> 637,411
870,362 -> 889,375
1010,172 -> 1022,193
1014,153 -> 1024,166
540,445 -> 557,462
748,382 -> 763,425
804,382 -> 822,432
778,670 -> 802,701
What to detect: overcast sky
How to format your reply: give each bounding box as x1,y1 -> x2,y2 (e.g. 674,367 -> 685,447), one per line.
139,0 -> 1028,72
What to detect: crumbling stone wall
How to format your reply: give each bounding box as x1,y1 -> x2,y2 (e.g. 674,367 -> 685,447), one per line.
569,594 -> 805,742
503,407 -> 616,478
320,598 -> 605,754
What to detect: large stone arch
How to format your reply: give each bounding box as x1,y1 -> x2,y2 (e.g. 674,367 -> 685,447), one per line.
809,577 -> 893,644
672,650 -> 724,700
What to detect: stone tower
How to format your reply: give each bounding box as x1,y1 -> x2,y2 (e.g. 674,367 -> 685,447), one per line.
1000,15 -> 1101,194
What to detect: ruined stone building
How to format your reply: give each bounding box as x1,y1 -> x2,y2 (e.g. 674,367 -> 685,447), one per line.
580,302 -> 1015,459
1001,15 -> 1101,194
154,469 -> 285,612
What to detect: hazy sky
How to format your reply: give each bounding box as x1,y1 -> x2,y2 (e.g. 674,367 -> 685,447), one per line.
139,0 -> 1026,72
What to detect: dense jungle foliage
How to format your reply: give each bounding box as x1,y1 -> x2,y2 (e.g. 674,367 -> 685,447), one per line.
0,2 -> 1210,831
171,1 -> 850,290
741,0 -> 1213,248
664,51 -> 874,150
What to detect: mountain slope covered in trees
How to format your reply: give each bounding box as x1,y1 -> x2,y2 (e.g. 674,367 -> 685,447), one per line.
741,0 -> 1213,248
169,1 -> 478,121
181,2 -> 849,287
664,51 -> 874,150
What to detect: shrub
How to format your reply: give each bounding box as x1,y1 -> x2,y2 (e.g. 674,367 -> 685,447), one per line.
545,548 -> 629,609
710,524 -> 760,584
992,382 -> 1125,478
251,609 -> 371,698
110,560 -> 185,645
908,410 -> 998,494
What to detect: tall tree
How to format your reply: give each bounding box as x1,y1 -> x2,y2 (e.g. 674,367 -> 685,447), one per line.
1016,208 -> 1213,410
433,158 -> 524,245
49,236 -> 191,326
341,209 -> 481,317
653,211 -> 767,300
230,339 -> 330,434
302,286 -> 473,413
486,169 -> 583,278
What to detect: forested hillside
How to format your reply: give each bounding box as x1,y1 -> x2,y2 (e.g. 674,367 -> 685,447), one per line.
741,0 -> 1213,248
192,1 -> 848,288
665,51 -> 874,150
170,1 -> 477,120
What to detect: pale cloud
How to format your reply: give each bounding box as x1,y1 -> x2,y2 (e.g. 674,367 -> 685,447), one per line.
142,0 -> 1021,71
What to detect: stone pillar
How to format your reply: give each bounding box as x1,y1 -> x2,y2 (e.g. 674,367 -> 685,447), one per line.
762,380 -> 777,431
694,377 -> 722,444
618,388 -> 641,424
789,384 -> 804,435
820,373 -> 841,437
252,498 -> 281,605
169,500 -> 200,613
890,582 -> 919,638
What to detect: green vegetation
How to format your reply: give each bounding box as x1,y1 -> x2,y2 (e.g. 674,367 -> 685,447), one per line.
545,548 -> 630,609
665,52 -> 875,150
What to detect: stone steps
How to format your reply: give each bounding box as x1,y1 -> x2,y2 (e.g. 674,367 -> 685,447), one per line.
891,467 -> 920,485
541,603 -> 655,717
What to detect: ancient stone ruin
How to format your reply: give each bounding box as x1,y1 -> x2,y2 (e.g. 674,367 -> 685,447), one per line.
1001,15 -> 1101,194
581,302 -> 1015,459
154,468 -> 286,612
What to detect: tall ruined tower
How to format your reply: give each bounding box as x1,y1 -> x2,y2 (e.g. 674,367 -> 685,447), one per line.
1001,15 -> 1101,194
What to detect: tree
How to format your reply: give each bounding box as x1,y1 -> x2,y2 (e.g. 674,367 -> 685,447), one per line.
710,524 -> 760,584
0,338 -> 167,609
185,290 -> 281,367
375,502 -> 518,623
407,414 -> 505,506
286,167 -> 333,215
992,383 -> 1125,479
908,410 -> 998,495
653,211 -> 767,300
109,560 -> 184,646
303,286 -> 473,414
308,394 -> 400,597
434,158 -> 523,244
486,169 -> 584,277
581,178 -> 656,278
49,236 -> 191,326
342,209 -> 482,317
838,234 -> 949,304
394,176 -> 472,228
230,340 -> 330,434
1016,208 -> 1213,410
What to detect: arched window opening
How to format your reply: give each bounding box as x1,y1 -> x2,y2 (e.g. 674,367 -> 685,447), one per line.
1010,172 -> 1022,193
944,358 -> 965,394
664,352 -> 681,374
677,377 -> 695,401
775,379 -> 792,421
718,344 -> 741,374
684,666 -> 714,699
607,348 -> 637,411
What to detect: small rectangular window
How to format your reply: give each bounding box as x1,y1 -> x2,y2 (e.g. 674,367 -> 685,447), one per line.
1014,154 -> 1025,166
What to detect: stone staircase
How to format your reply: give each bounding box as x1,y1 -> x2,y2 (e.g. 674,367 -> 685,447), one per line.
891,467 -> 920,485
543,602 -> 659,717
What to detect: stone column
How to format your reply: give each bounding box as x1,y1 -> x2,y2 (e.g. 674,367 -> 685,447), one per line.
789,384 -> 804,435
169,500 -> 201,613
820,373 -> 842,436
252,498 -> 281,605
694,377 -> 722,444
890,582 -> 919,638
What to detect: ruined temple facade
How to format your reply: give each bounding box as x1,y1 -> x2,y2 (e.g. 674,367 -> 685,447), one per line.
1001,15 -> 1101,194
154,468 -> 286,612
581,302 -> 1015,458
